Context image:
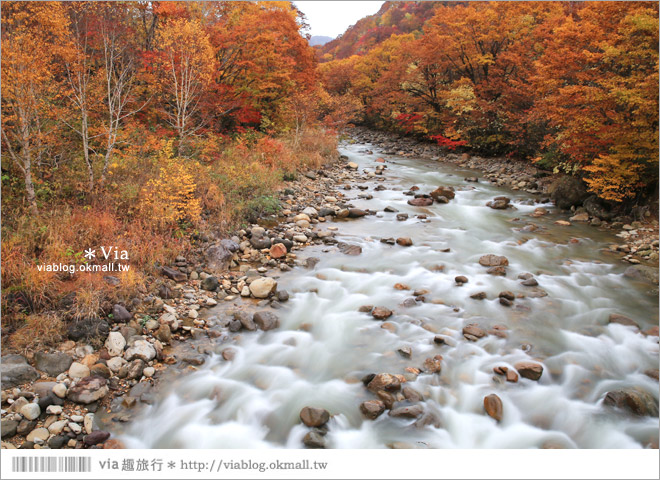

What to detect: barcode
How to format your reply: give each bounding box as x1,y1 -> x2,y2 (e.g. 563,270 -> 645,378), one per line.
11,456 -> 92,473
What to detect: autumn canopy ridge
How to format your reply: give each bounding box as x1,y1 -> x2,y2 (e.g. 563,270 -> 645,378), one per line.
319,1 -> 659,203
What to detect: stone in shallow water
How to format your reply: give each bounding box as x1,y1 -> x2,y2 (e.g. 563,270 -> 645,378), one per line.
300,407 -> 330,427
302,431 -> 325,448
367,373 -> 401,393
371,307 -> 392,320
603,390 -> 658,417
514,362 -> 543,381
479,254 -> 509,267
360,400 -> 386,420
484,394 -> 503,421
462,324 -> 486,341
389,405 -> 424,419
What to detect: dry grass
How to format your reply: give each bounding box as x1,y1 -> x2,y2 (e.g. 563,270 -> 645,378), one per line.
7,313 -> 65,355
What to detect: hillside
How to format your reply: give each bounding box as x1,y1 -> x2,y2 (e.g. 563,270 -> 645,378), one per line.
318,1 -> 441,61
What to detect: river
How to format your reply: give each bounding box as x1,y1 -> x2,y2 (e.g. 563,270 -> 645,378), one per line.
116,139 -> 659,449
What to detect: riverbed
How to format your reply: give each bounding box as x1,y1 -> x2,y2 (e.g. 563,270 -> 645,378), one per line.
116,139 -> 659,449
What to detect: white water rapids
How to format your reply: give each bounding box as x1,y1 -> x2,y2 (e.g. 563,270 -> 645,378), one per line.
118,142 -> 659,449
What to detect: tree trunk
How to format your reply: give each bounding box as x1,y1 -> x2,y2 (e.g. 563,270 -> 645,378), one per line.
24,161 -> 38,214
82,111 -> 94,191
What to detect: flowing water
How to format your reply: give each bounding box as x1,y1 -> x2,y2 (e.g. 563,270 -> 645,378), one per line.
118,141 -> 659,449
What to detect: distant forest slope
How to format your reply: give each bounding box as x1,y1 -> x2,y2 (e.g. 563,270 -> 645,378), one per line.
309,35 -> 333,46
318,1 -> 443,61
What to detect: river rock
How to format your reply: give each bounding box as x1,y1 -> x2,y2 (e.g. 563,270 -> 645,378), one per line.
514,362 -> 543,381
155,324 -> 172,344
623,265 -> 659,284
303,431 -> 325,449
34,352 -> 73,377
479,254 -> 509,267
570,212 -> 589,222
124,340 -> 156,362
161,266 -> 187,282
253,311 -> 279,331
90,363 -> 111,379
371,307 -> 393,320
389,405 -> 424,419
20,403 -> 41,420
300,407 -> 330,427
345,208 -> 366,219
0,355 -> 39,389
407,197 -> 433,207
396,237 -> 413,246
111,304 -> 132,323
422,355 -> 443,374
488,197 -> 511,209
550,176 -> 589,210
347,162 -> 358,170
455,275 -> 468,285
201,276 -> 220,291
1,419 -> 18,438
603,389 -> 658,417
463,324 -> 486,341
360,400 -> 386,420
84,430 -> 111,446
249,277 -> 277,298
339,243 -> 362,255
68,362 -> 90,379
430,186 -> 455,201
499,291 -> 515,301
234,311 -> 256,331
105,332 -> 126,357
26,428 -> 49,443
269,243 -> 287,259
67,376 -> 108,404
67,318 -> 110,342
52,383 -> 67,398
608,313 -> 639,329
367,373 -> 401,393
484,394 -> 503,421
204,240 -> 239,272
486,266 -> 507,276
470,292 -> 487,300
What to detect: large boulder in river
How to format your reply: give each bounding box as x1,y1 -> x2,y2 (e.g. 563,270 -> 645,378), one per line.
430,186 -> 455,201
1,355 -> 39,388
549,175 -> 590,210
603,389 -> 658,417
478,254 -> 509,267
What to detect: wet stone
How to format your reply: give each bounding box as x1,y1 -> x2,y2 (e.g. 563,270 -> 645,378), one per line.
484,394 -> 503,422
360,400 -> 386,420
300,407 -> 330,427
